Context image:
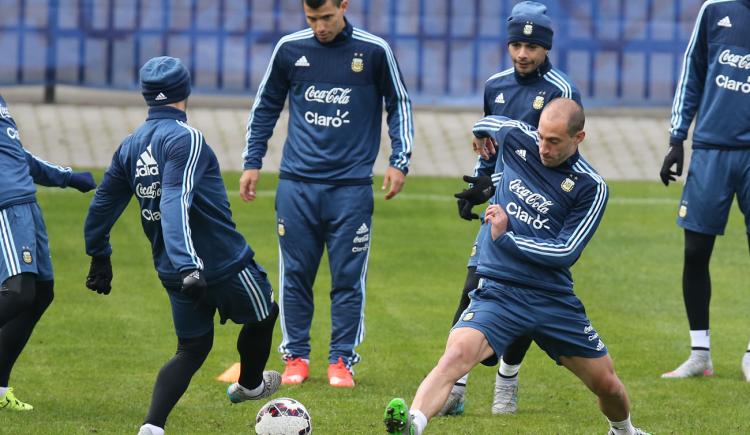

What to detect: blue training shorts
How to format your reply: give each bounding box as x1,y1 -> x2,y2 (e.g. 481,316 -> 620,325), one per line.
0,202 -> 53,284
166,259 -> 274,338
453,279 -> 607,365
677,148 -> 750,235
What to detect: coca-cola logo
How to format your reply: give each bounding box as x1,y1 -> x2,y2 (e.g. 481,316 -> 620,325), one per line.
718,49 -> 750,70
136,182 -> 161,199
304,86 -> 352,104
0,106 -> 10,119
508,179 -> 553,214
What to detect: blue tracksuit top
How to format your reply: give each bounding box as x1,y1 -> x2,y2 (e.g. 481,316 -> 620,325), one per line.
670,0 -> 750,148
85,107 -> 253,286
476,58 -> 581,182
0,95 -> 74,209
243,19 -> 413,183
473,116 -> 608,294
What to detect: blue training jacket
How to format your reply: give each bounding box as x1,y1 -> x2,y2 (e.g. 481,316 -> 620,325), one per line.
243,19 -> 413,184
473,116 -> 608,294
85,107 -> 253,286
0,95 -> 75,210
670,0 -> 750,148
476,58 -> 581,183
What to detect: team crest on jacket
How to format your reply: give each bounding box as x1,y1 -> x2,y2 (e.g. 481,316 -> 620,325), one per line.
463,312 -> 474,321
561,178 -> 575,192
532,95 -> 545,110
351,53 -> 364,73
277,219 -> 286,237
523,22 -> 533,35
678,205 -> 688,218
22,248 -> 32,264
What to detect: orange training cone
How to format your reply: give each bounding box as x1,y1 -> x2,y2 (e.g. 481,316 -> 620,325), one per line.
216,362 -> 241,383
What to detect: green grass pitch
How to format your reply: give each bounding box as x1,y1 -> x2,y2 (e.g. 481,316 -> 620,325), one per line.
3,172 -> 750,434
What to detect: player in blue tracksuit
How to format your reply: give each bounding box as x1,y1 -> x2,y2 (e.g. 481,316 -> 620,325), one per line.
659,0 -> 750,381
240,0 -> 413,387
0,95 -> 96,411
444,1 -> 582,416
385,99 -> 650,435
83,57 -> 280,435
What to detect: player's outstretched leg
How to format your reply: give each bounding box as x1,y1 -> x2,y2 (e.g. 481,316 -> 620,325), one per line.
384,398 -> 414,435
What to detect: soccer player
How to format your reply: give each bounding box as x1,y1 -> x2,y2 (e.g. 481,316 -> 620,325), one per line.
384,99 -> 650,435
84,57 -> 280,435
0,95 -> 96,411
444,1 -> 581,416
240,0 -> 412,387
660,0 -> 750,381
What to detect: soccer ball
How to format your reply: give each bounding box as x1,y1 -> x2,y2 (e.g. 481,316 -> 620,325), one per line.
254,397 -> 312,435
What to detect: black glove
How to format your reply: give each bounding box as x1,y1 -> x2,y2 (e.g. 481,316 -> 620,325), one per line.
86,256 -> 112,295
68,172 -> 97,192
180,269 -> 207,300
454,175 -> 495,221
659,139 -> 684,186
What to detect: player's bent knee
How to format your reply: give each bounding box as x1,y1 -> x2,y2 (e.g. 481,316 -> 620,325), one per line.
590,373 -> 625,399
176,331 -> 214,363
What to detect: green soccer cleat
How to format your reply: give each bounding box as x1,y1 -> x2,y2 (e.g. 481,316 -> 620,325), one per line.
0,388 -> 33,411
384,398 -> 414,434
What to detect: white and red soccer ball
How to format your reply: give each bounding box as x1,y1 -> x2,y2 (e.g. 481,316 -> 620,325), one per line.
254,397 -> 312,435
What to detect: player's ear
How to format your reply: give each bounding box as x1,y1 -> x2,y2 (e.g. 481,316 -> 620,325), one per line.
573,130 -> 585,145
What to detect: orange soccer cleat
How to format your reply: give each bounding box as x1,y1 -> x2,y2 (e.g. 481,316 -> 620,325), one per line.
281,357 -> 309,385
328,357 -> 355,387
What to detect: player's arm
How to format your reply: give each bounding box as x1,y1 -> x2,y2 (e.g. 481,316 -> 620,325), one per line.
494,181 -> 608,269
160,131 -> 206,275
378,43 -> 413,199
23,149 -> 96,192
240,40 -> 291,202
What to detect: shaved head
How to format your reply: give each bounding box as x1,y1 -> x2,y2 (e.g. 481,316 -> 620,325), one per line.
540,98 -> 585,136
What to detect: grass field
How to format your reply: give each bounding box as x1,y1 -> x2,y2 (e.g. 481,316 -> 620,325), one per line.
3,172 -> 750,434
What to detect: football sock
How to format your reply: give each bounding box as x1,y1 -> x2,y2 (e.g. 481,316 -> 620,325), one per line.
683,230 -> 714,331
452,373 -> 468,394
0,279 -> 53,386
144,332 -> 213,428
0,386 -> 7,398
238,303 -> 278,389
498,359 -> 521,379
689,330 -> 710,352
140,424 -> 164,435
410,409 -> 427,435
608,415 -> 635,435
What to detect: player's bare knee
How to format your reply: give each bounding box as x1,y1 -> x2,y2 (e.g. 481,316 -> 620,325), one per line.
590,373 -> 625,399
438,344 -> 474,375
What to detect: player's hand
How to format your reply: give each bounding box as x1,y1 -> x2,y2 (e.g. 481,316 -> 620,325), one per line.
382,166 -> 406,200
456,198 -> 479,220
86,256 -> 112,295
68,172 -> 97,192
454,175 -> 495,221
484,204 -> 508,241
659,139 -> 684,186
180,269 -> 207,301
239,169 -> 260,202
472,136 -> 496,160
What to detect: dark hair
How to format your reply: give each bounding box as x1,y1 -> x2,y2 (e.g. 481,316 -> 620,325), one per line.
303,0 -> 342,8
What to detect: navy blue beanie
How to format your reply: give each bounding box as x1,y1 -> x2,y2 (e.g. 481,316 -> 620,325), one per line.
506,1 -> 554,50
139,56 -> 191,106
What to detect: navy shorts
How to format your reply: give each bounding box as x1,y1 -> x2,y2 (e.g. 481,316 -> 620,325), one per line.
166,260 -> 274,338
453,279 -> 607,365
677,148 -> 750,235
0,202 -> 53,284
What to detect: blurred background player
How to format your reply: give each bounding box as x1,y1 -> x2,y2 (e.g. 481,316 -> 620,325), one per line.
83,57 -> 280,435
660,0 -> 750,381
385,99 -> 649,435
240,0 -> 413,387
443,1 -> 581,416
0,95 -> 95,411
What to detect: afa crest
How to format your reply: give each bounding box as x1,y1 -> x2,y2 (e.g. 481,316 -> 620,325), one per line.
277,220 -> 286,237
22,248 -> 32,264
351,53 -> 364,73
678,205 -> 687,218
523,22 -> 534,36
463,312 -> 475,321
561,178 -> 575,192
532,95 -> 545,110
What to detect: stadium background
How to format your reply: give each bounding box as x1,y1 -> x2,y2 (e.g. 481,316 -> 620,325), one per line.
0,0 -> 703,179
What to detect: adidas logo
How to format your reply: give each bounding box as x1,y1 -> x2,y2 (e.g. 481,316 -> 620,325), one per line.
494,93 -> 505,104
135,144 -> 159,177
515,149 -> 527,161
717,16 -> 732,28
295,56 -> 310,67
155,92 -> 167,101
356,223 -> 369,235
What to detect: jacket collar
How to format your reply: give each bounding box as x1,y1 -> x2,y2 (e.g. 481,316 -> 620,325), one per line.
146,106 -> 187,122
515,57 -> 552,85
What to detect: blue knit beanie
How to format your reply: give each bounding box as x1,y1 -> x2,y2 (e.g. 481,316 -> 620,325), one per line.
139,56 -> 191,106
506,1 -> 554,50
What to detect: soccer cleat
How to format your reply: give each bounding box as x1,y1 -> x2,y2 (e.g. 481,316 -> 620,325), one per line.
227,371 -> 281,404
608,428 -> 651,435
137,424 -> 163,435
281,357 -> 309,385
436,388 -> 464,416
0,388 -> 33,411
384,398 -> 414,435
742,353 -> 750,382
492,378 -> 518,414
328,357 -> 355,387
661,355 -> 714,378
